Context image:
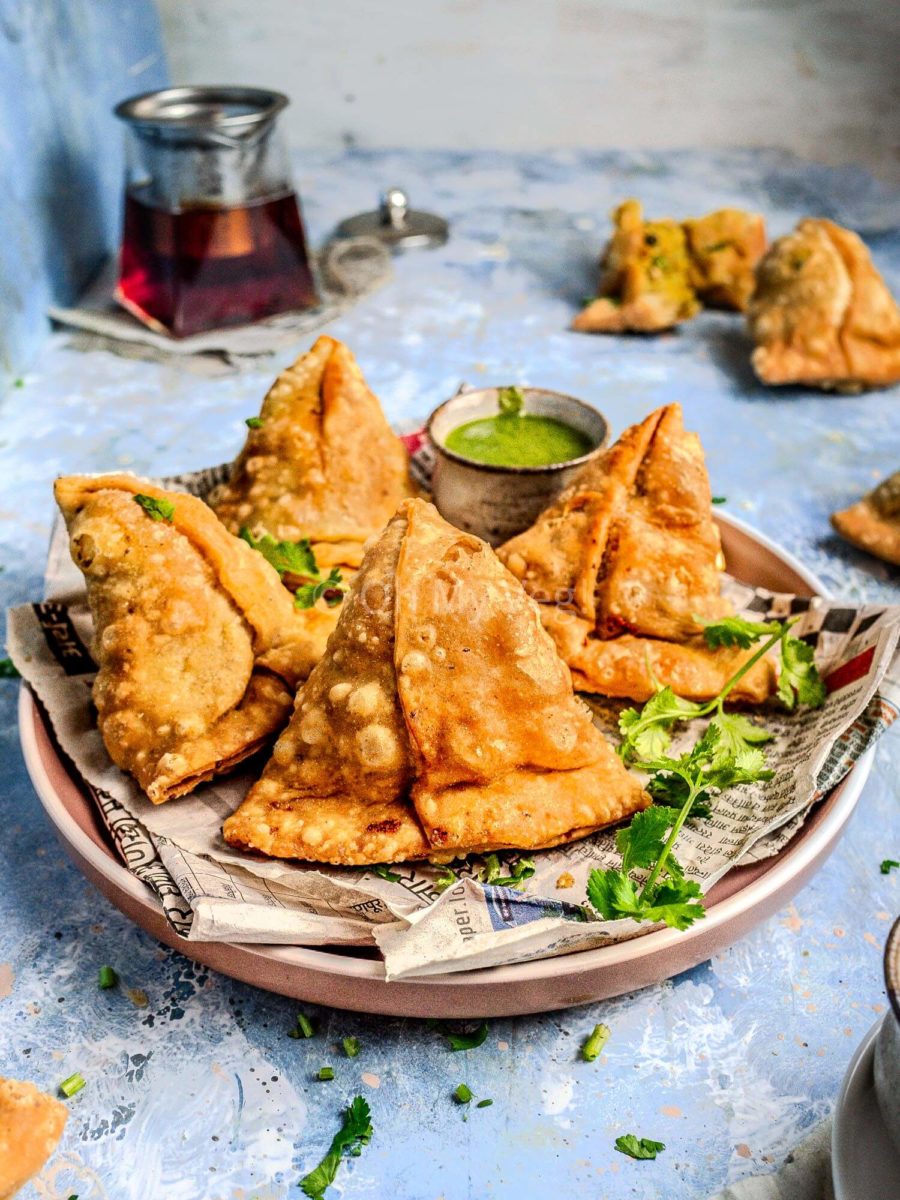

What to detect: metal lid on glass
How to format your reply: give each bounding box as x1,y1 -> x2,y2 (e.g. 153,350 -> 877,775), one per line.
334,188 -> 449,250
114,86 -> 289,144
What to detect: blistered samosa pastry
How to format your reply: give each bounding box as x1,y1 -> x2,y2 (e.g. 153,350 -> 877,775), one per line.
832,471 -> 900,566
0,1077 -> 67,1200
55,475 -> 336,804
498,404 -> 774,703
748,218 -> 900,392
573,200 -> 700,334
224,498 -> 648,865
209,335 -> 416,571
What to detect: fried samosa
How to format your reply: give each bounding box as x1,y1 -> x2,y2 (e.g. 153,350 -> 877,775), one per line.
498,405 -> 774,703
748,218 -> 900,392
209,335 -> 416,570
573,199 -> 700,334
832,471 -> 900,566
56,475 -> 336,804
683,208 -> 767,311
0,1077 -> 67,1200
223,498 -> 648,865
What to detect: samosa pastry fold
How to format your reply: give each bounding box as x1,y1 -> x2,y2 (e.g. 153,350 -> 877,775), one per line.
0,1077 -> 68,1200
831,470 -> 900,566
55,474 -> 334,804
499,404 -> 775,703
224,499 -> 647,865
209,335 -> 415,567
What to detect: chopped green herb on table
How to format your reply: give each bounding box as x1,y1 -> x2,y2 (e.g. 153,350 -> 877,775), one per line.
315,1066 -> 335,1082
289,1012 -> 315,1039
445,1020 -> 489,1052
98,965 -> 118,989
581,1023 -> 611,1062
615,1134 -> 666,1160
881,859 -> 899,875
453,1083 -> 473,1104
245,416 -> 264,429
59,1072 -> 86,1099
342,1036 -> 360,1058
299,1095 -> 373,1200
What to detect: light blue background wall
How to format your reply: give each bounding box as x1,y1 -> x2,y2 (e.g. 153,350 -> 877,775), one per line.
0,0 -> 167,395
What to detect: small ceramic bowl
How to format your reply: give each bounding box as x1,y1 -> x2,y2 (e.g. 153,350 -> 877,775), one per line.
875,916 -> 900,1153
426,386 -> 608,545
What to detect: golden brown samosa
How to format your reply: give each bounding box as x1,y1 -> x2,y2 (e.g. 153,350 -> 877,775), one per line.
498,405 -> 774,703
55,475 -> 335,804
748,218 -> 900,392
832,470 -> 900,566
223,499 -> 647,865
0,1077 -> 67,1200
683,208 -> 767,311
209,335 -> 415,570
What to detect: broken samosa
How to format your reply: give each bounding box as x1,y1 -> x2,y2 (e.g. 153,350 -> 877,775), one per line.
55,474 -> 335,804
223,498 -> 647,865
498,405 -> 774,703
832,470 -> 900,566
683,208 -> 767,311
0,1077 -> 67,1200
748,218 -> 900,392
209,335 -> 416,570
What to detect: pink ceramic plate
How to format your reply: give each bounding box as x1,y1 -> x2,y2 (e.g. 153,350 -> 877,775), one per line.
19,512 -> 874,1017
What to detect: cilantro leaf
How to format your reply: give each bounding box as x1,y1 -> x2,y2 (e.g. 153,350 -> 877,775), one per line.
295,568 -> 346,611
708,711 -> 773,759
616,807 -> 674,873
133,494 -> 174,523
646,772 -> 712,818
497,386 -> 524,416
615,1134 -> 666,1160
586,869 -> 643,922
239,527 -> 318,578
299,1096 -> 372,1199
777,635 -> 826,710
700,614 -> 782,650
434,866 -> 458,892
446,1021 -> 489,1052
618,687 -> 703,763
880,859 -> 899,875
371,864 -> 402,883
0,658 -> 20,679
640,879 -> 705,930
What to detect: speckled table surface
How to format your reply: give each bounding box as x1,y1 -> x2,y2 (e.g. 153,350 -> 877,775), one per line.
1,149 -> 899,1200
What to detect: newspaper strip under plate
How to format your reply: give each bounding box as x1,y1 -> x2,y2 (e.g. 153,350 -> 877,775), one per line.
7,461 -> 900,979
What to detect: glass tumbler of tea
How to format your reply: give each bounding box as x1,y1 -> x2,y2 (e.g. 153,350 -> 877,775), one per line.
113,86 -> 319,337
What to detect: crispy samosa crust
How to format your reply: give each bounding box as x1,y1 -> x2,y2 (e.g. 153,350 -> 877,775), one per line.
573,200 -> 766,333
748,218 -> 900,392
683,208 -> 767,311
498,405 -> 775,703
0,1077 -> 67,1200
573,200 -> 700,334
209,335 -> 415,567
224,499 -> 647,865
55,475 -> 335,804
832,471 -> 900,566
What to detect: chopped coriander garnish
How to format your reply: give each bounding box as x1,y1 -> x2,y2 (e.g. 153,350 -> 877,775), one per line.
98,965 -> 118,990
245,416 -> 264,429
712,496 -> 727,505
316,1066 -> 335,1082
299,1095 -> 372,1199
294,566 -> 345,611
581,1023 -> 610,1062
133,494 -> 174,523
59,1072 -> 86,1098
446,1021 -> 488,1052
479,854 -> 536,889
0,658 -> 20,679
371,864 -> 402,883
615,1133 -> 666,1160
342,1036 -> 360,1058
453,1083 -> 473,1104
497,385 -> 525,416
434,866 -> 458,892
240,527 -> 318,578
476,1098 -> 493,1108
13,377 -> 24,387
881,859 -> 899,875
288,1012 -> 315,1039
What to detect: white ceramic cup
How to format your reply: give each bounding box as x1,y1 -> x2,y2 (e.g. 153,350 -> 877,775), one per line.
426,385 -> 608,546
875,917 -> 900,1153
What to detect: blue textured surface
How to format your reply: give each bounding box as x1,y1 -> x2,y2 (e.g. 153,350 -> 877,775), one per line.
0,0 -> 167,393
1,148 -> 899,1199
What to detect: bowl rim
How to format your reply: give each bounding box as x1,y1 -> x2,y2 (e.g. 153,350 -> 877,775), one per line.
885,915 -> 900,1025
425,386 -> 609,476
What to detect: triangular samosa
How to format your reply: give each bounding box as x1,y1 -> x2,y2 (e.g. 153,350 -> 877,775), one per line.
209,335 -> 416,569
498,405 -> 774,703
0,1077 -> 68,1200
748,218 -> 900,392
223,499 -> 647,865
55,475 -> 336,804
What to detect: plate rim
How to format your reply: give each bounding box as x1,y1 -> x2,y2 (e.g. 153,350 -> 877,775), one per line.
831,1016 -> 900,1198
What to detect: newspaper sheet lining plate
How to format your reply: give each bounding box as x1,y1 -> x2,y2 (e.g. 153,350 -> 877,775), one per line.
8,461 -> 900,980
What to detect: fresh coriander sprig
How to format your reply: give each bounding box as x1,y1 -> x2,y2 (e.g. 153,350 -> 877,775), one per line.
240,527 -> 346,609
299,1095 -> 372,1199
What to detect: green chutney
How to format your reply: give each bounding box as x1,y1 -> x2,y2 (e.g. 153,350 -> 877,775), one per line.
444,413 -> 593,468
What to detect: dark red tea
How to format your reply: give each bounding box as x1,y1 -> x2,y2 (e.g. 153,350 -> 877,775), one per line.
116,188 -> 319,337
